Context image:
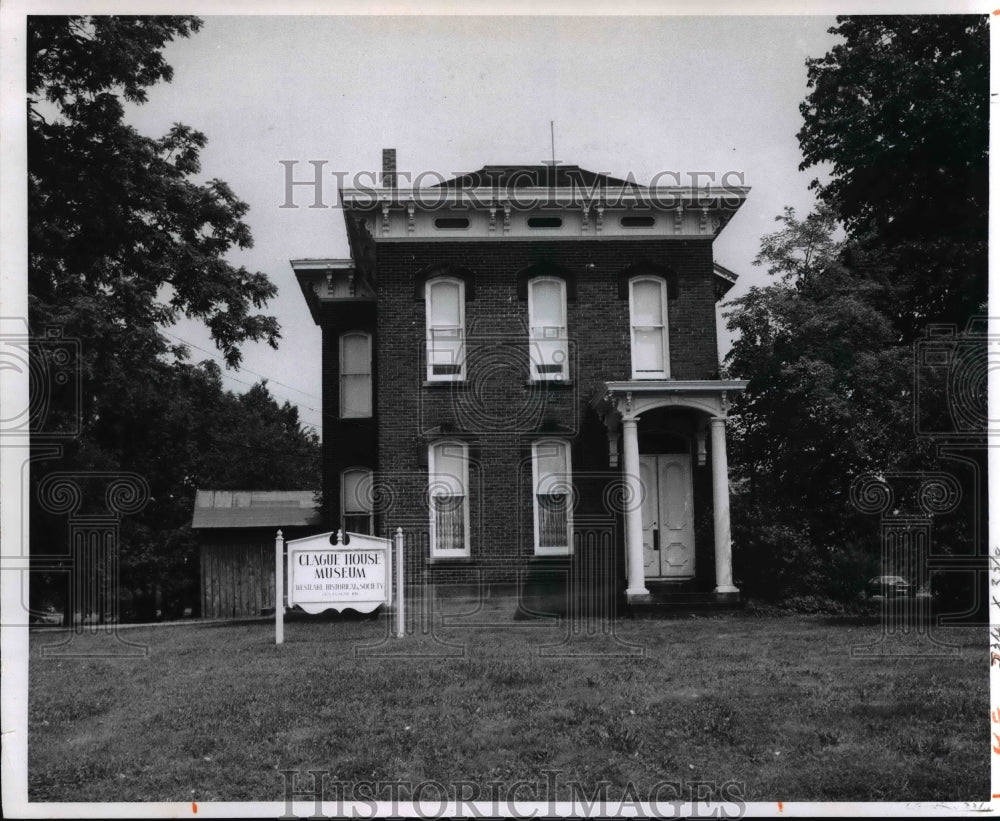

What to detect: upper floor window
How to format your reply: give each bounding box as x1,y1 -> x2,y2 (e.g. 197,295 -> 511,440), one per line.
426,277 -> 465,381
428,441 -> 470,556
629,277 -> 670,379
528,277 -> 569,381
341,468 -> 373,535
340,332 -> 372,417
532,439 -> 573,555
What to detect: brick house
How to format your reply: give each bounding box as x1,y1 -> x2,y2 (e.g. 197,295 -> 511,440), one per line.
292,151 -> 748,607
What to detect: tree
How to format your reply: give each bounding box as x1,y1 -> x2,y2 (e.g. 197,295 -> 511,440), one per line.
27,17 -> 308,622
725,16 -> 989,605
29,16 -> 280,375
30,351 -> 323,621
109,364 -> 320,620
728,205 -> 983,605
725,208 -> 916,599
797,15 -> 988,338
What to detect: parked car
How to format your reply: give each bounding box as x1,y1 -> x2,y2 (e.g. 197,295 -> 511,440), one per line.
866,575 -> 913,598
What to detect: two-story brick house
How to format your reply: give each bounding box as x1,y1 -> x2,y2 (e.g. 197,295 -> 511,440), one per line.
293,151 -> 748,607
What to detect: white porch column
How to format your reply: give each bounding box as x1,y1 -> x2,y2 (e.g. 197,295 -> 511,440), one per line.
710,416 -> 738,594
621,415 -> 648,597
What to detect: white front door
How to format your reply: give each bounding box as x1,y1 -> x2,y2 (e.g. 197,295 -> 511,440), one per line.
639,454 -> 695,579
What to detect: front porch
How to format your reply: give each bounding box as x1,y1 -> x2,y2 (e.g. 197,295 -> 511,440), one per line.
592,379 -> 748,606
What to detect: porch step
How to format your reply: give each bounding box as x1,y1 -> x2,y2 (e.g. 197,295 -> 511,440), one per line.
628,583 -> 743,616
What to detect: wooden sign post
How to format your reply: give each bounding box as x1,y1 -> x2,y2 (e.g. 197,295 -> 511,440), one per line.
275,529 -> 284,645
395,527 -> 404,639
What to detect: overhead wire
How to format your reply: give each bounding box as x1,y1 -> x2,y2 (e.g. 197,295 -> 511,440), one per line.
159,329 -> 325,429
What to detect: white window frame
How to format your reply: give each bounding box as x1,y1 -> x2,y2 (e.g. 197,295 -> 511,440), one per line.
428,441 -> 471,557
340,467 -> 374,535
425,277 -> 466,382
527,277 -> 569,381
339,331 -> 372,418
628,276 -> 670,379
531,439 -> 574,556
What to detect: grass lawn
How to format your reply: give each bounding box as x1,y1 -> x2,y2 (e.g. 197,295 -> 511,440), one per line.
28,602 -> 989,805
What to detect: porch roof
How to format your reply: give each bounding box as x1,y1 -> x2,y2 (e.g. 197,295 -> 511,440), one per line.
603,379 -> 748,394
592,379 -> 748,420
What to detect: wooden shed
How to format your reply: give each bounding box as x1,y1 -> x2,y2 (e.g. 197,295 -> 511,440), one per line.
192,490 -> 322,618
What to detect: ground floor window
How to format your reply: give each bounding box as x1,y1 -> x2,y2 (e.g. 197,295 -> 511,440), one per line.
428,441 -> 470,556
341,468 -> 373,535
532,439 -> 573,555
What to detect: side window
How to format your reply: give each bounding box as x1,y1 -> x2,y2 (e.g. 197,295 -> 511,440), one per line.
341,468 -> 373,535
629,277 -> 669,379
528,277 -> 569,381
426,278 -> 465,381
339,332 -> 372,417
428,441 -> 470,556
532,439 -> 573,555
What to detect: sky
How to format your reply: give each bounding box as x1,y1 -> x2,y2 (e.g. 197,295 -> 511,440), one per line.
116,14 -> 844,436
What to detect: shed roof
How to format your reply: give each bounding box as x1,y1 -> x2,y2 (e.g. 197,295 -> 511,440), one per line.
191,490 -> 321,529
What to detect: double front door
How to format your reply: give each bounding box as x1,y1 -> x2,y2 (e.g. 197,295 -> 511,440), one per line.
639,454 -> 695,579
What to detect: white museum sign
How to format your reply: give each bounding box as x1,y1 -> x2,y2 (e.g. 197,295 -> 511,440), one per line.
285,531 -> 391,615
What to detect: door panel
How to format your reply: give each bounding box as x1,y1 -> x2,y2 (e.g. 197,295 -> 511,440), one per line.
662,461 -> 686,529
640,453 -> 695,579
659,454 -> 694,577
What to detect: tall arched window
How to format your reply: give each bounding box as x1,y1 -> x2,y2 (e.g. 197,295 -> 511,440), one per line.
339,332 -> 372,417
341,468 -> 373,535
425,278 -> 465,381
528,277 -> 568,381
629,277 -> 670,379
428,441 -> 470,556
532,439 -> 573,555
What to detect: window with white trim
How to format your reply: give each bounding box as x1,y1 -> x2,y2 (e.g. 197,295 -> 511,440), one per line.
528,277 -> 569,381
428,441 -> 470,556
425,278 -> 465,381
629,277 -> 670,379
339,332 -> 372,417
341,468 -> 373,535
532,439 -> 573,555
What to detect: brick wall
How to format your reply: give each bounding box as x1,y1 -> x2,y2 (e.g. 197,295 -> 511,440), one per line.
369,238 -> 720,588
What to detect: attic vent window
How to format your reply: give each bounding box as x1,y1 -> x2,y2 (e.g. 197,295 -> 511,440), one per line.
435,217 -> 470,229
621,216 -> 656,228
527,217 -> 563,229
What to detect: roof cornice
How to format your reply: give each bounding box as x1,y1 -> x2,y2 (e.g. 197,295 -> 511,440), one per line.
340,186 -> 749,210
